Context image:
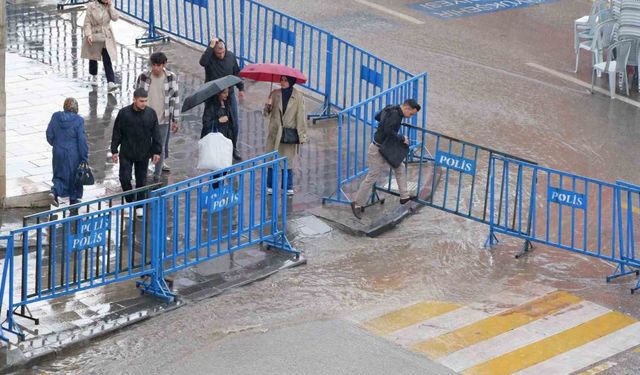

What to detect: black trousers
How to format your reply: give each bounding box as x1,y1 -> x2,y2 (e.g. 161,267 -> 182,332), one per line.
89,48 -> 115,83
119,157 -> 149,203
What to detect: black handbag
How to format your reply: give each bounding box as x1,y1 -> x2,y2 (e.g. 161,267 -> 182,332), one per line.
279,109 -> 300,144
280,127 -> 300,144
75,162 -> 95,186
378,136 -> 409,168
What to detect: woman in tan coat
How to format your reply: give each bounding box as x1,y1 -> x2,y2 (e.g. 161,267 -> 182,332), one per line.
264,76 -> 308,196
81,0 -> 119,91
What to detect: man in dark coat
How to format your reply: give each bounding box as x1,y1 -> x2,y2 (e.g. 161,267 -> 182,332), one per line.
350,98 -> 421,219
111,88 -> 162,205
46,98 -> 89,206
199,37 -> 244,161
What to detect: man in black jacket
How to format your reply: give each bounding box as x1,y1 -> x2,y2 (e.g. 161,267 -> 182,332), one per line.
111,88 -> 162,204
199,37 -> 244,161
350,98 -> 421,219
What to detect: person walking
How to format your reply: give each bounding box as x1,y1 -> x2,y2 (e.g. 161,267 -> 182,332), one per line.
135,52 -> 180,183
263,76 -> 307,196
46,98 -> 89,207
81,0 -> 120,91
201,88 -> 235,141
350,99 -> 422,219
199,37 -> 244,161
110,88 -> 162,211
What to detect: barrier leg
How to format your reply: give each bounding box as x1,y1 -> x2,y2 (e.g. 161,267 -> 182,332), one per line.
135,0 -> 170,47
56,0 -> 88,10
264,232 -> 300,259
607,263 -> 640,284
137,274 -> 175,303
484,230 -> 498,249
307,35 -> 336,124
322,188 -> 351,205
515,240 -> 534,259
307,96 -> 338,124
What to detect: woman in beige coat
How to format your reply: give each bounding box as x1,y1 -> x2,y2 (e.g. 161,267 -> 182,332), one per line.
81,0 -> 119,91
264,76 -> 308,196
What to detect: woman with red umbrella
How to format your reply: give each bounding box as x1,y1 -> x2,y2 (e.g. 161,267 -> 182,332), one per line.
263,75 -> 308,196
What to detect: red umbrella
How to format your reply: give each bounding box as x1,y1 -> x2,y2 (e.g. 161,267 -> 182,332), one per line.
239,63 -> 307,84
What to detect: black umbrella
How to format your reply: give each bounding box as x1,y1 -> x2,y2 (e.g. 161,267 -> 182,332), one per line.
181,75 -> 242,112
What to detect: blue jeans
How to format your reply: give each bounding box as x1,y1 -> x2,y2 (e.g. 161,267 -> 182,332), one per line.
267,168 -> 293,190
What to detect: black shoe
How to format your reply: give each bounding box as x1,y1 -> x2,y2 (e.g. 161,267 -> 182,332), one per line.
400,196 -> 417,205
233,149 -> 242,161
350,202 -> 363,220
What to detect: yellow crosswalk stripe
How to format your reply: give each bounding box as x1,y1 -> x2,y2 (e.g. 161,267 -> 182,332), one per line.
411,291 -> 582,359
463,311 -> 636,375
362,301 -> 461,336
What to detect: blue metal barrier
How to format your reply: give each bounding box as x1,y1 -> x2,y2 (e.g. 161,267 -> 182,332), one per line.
487,156 -> 640,288
323,73 -> 428,205
371,124 -> 537,234
150,156 -> 297,290
150,151 -> 279,197
109,0 -> 420,123
1,198 -> 161,340
0,154 -> 297,341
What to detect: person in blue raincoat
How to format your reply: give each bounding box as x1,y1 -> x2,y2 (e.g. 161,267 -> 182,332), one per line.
46,98 -> 89,206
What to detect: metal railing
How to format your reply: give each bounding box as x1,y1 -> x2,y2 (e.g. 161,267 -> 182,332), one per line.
0,153 -> 297,342
487,156 -> 640,291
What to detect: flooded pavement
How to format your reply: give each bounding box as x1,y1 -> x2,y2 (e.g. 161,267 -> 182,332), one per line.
4,0 -> 640,373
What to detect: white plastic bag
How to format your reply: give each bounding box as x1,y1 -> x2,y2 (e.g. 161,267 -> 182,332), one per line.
197,132 -> 233,171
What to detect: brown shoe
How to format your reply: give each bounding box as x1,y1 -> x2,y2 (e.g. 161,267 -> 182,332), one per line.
350,202 -> 363,219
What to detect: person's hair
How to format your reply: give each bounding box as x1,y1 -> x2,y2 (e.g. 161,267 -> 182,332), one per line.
149,52 -> 167,65
213,40 -> 226,51
63,97 -> 78,113
134,88 -> 148,98
403,98 -> 421,112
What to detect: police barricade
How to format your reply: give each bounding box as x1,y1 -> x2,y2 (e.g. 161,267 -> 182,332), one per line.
112,0 -> 419,121
114,0 -> 150,25
150,151 -> 279,197
370,125 -> 537,236
487,156 -> 640,287
149,155 -> 298,292
243,0 -> 414,119
15,184 -> 161,324
0,154 -> 297,341
323,73 -> 428,205
614,180 -> 640,292
0,198 -> 161,341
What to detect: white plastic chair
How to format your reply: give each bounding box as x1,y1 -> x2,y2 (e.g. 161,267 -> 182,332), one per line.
575,1 -> 611,51
576,19 -> 616,73
591,39 -> 633,98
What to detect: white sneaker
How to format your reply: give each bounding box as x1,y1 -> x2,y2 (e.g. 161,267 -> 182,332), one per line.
107,82 -> 120,92
266,187 -> 273,195
89,75 -> 98,86
162,163 -> 170,172
287,189 -> 295,196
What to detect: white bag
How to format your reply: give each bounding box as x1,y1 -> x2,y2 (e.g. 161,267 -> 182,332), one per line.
197,132 -> 233,171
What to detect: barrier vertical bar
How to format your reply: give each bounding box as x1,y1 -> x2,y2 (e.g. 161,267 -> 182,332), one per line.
485,156 -> 498,248
239,0 -> 245,67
